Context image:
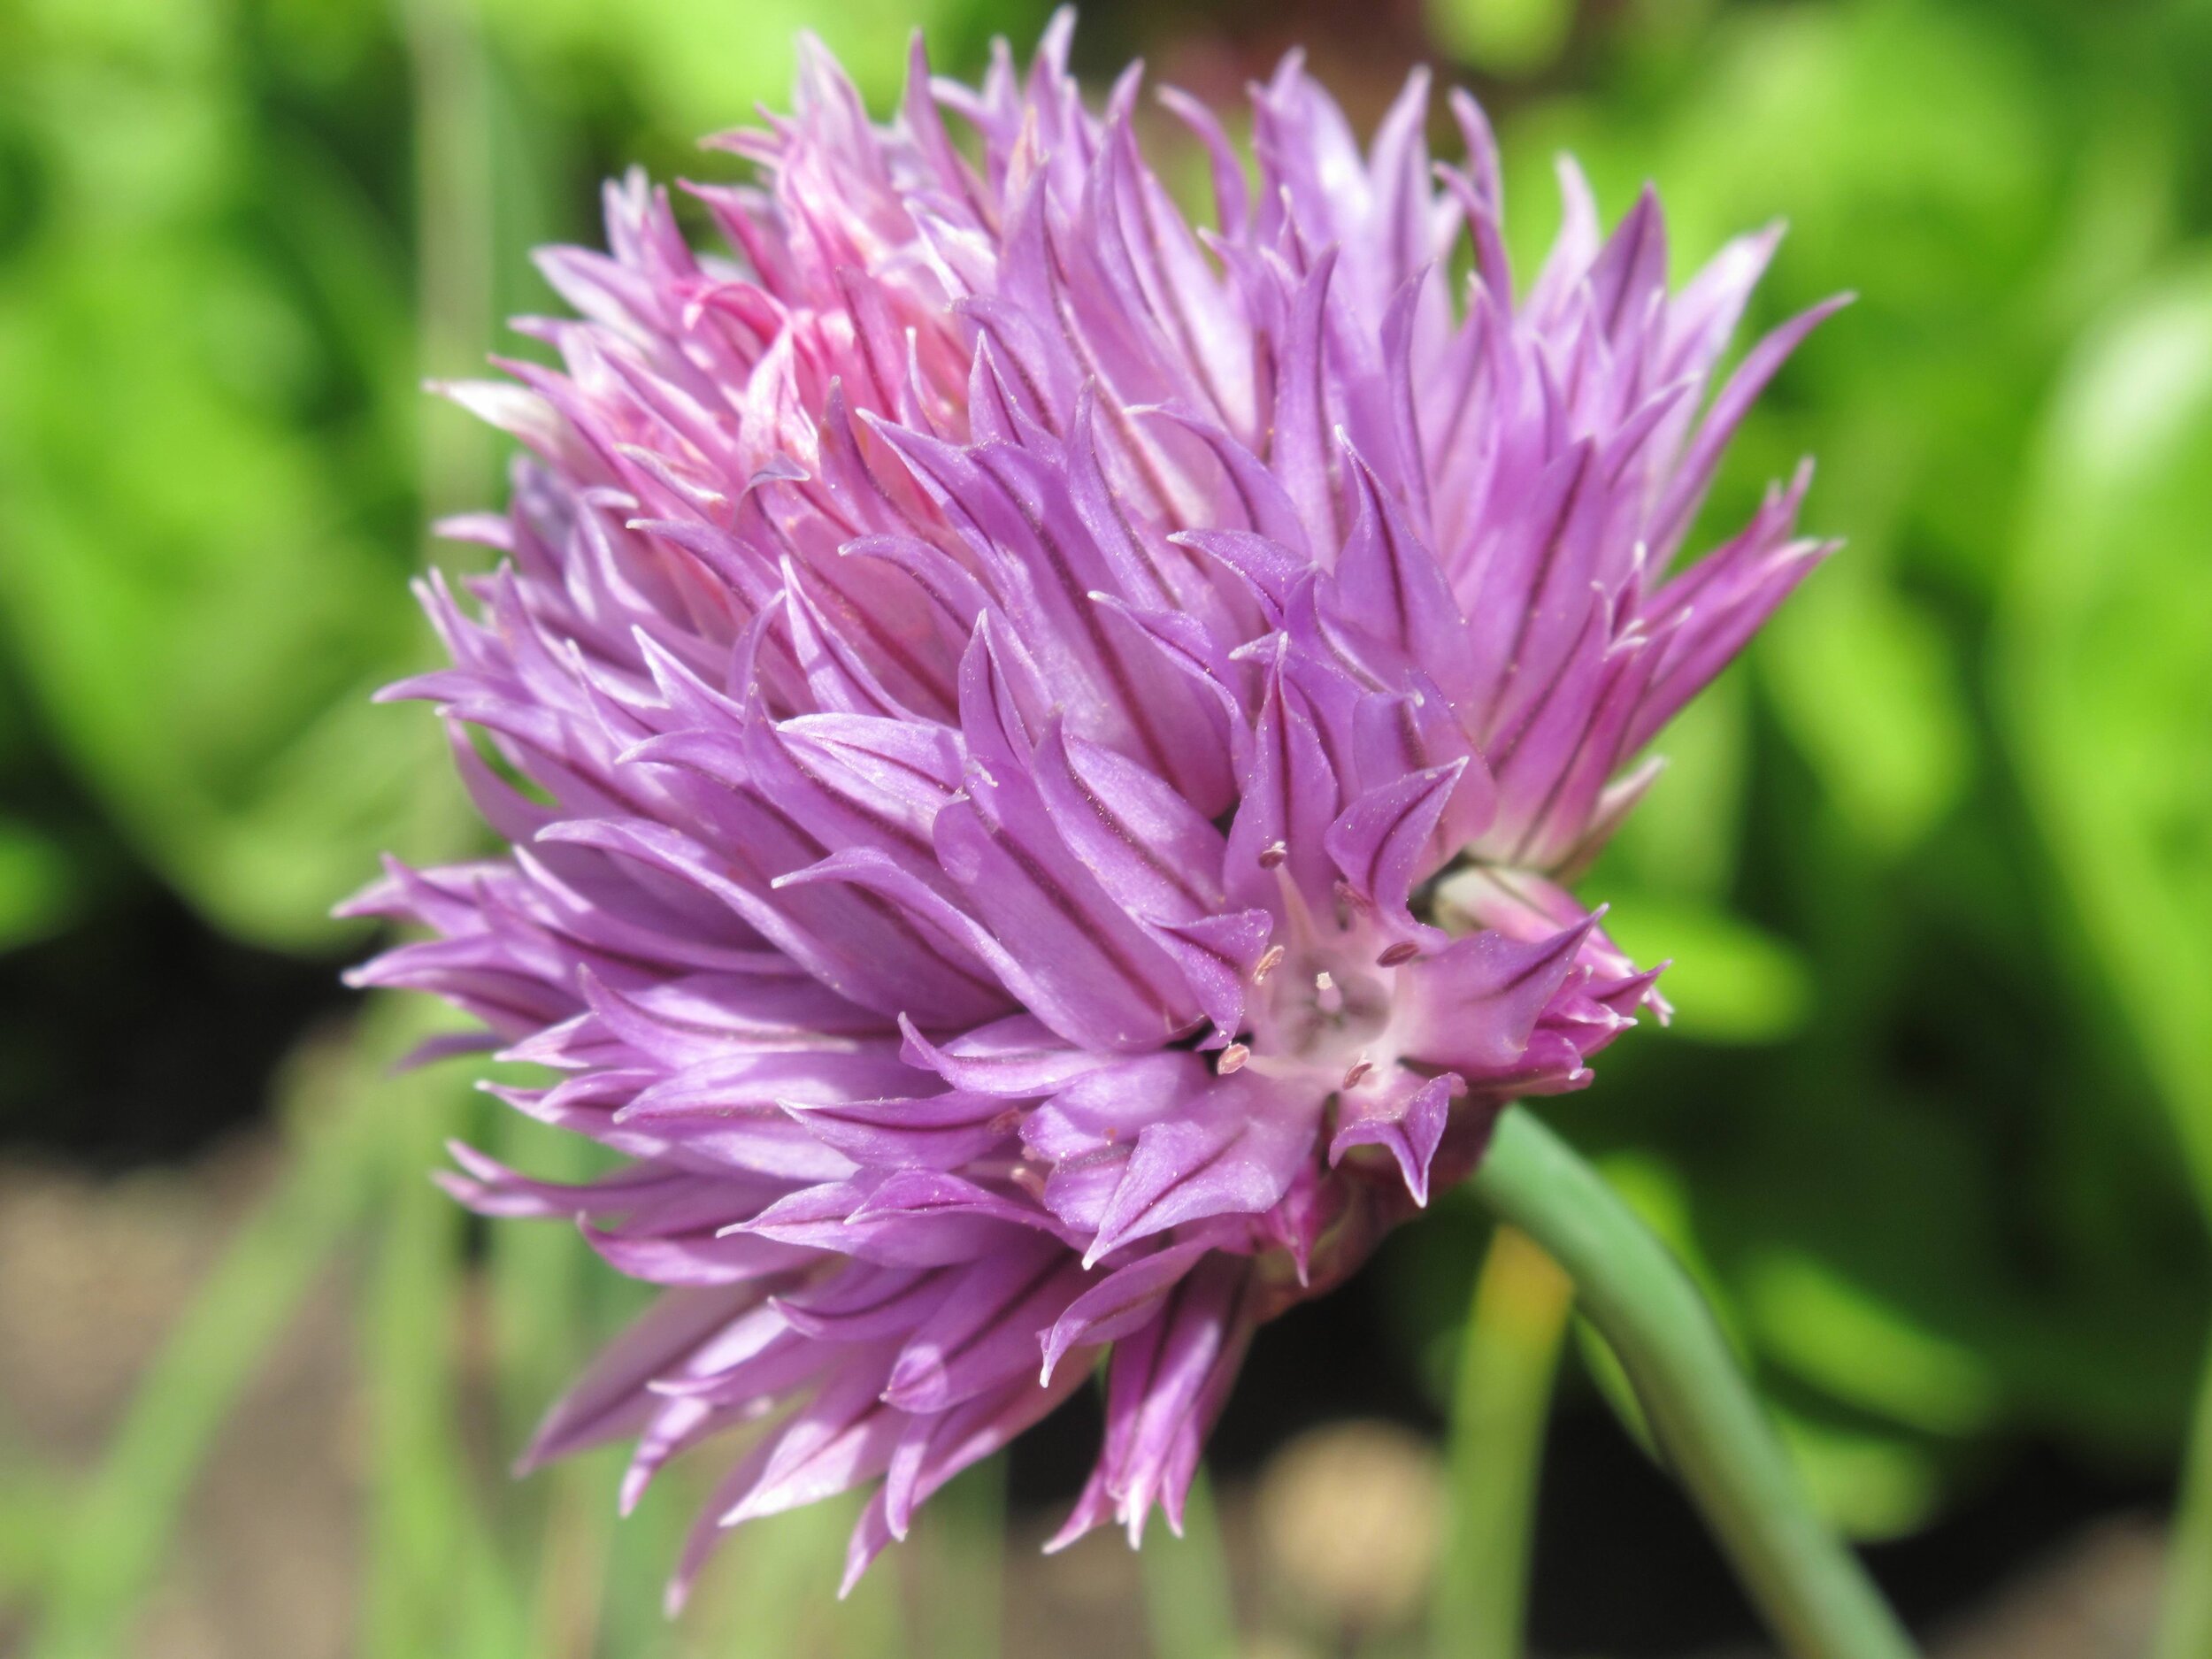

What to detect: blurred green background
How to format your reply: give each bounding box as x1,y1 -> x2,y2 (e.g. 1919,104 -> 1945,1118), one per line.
1,0 -> 2209,1655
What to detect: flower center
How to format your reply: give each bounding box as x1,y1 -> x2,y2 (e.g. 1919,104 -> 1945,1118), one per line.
1243,943 -> 1395,1082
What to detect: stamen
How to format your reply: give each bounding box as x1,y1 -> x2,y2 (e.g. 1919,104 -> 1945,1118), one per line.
1271,859 -> 1322,950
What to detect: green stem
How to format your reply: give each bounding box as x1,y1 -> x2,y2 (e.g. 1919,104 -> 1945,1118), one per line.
1432,1224 -> 1574,1659
400,0 -> 497,528
2153,1325 -> 2212,1659
1466,1106 -> 1918,1659
358,1053 -> 528,1659
917,1459 -> 1006,1659
1141,1469 -> 1239,1659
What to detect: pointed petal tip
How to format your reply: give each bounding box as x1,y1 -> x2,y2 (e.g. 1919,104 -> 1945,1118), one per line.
426,1169 -> 473,1205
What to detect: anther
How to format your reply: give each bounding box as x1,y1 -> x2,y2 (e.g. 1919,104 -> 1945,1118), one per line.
1257,841 -> 1289,869
1376,941 -> 1420,967
1217,1042 -> 1251,1074
1253,944 -> 1286,982
1341,1059 -> 1372,1089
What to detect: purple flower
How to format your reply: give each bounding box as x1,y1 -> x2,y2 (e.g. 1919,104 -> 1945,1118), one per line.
346,12 -> 1837,1603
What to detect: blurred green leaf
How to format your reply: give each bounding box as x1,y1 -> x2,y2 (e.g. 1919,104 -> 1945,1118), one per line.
360,1029 -> 531,1659
475,0 -> 989,151
0,1453 -> 63,1601
1744,1251 -> 1997,1438
2003,253 -> 2212,1208
1771,1408 -> 1942,1542
1433,1225 -> 1572,1659
0,819 -> 75,951
1141,1470 -> 1238,1659
1572,1317 -> 1656,1461
2155,1341 -> 2212,1659
1601,666 -> 1750,902
687,1494 -> 905,1659
1425,0 -> 1573,78
1761,568 -> 1974,856
1601,894 -> 1814,1044
0,12 -> 462,950
911,1461 -> 1006,1659
1647,3 -> 2048,298
490,1103 -> 608,1445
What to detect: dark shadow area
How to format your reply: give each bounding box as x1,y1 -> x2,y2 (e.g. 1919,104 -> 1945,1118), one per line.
0,884 -> 355,1170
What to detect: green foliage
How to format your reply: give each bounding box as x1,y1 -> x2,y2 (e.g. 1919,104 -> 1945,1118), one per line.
2001,261 -> 2212,1655
2003,255 -> 2212,1206
1601,895 -> 1814,1045
1141,1471 -> 1239,1659
0,818 -> 75,950
0,0 -> 454,949
476,0 -> 1000,150
1432,1225 -> 1571,1659
1424,0 -> 1573,78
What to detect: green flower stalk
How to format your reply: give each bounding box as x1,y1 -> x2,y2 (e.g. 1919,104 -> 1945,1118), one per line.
1468,1106 -> 1919,1659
